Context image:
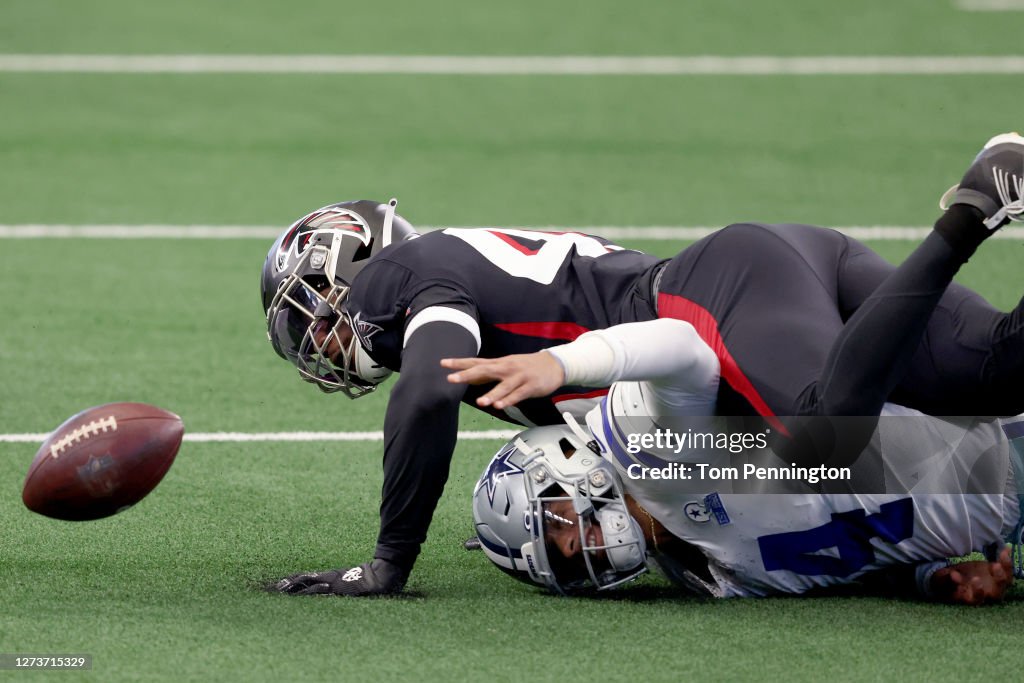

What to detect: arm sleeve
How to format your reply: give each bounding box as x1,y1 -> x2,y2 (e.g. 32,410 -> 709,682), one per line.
547,318 -> 720,408
859,560 -> 947,600
372,319 -> 478,575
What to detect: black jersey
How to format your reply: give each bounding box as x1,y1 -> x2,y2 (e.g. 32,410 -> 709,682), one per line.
347,228 -> 663,424
345,228 -> 661,573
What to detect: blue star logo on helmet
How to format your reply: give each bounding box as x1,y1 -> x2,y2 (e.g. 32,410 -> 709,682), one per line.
479,442 -> 524,506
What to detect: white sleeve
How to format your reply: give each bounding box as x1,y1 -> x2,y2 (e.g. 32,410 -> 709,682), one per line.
403,306 -> 481,351
547,318 -> 719,402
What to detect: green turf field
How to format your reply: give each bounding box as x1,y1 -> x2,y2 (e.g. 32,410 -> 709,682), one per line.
3,2 -> 1024,682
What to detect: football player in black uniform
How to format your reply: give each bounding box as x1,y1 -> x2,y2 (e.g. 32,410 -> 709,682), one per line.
261,201 -> 662,595
262,134 -> 1024,597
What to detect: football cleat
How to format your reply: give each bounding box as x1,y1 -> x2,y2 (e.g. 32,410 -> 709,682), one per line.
940,133 -> 1024,230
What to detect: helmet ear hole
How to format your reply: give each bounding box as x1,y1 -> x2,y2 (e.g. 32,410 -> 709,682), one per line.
558,438 -> 576,459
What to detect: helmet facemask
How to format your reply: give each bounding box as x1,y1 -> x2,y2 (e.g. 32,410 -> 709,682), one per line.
522,450 -> 648,594
265,243 -> 389,398
262,199 -> 417,397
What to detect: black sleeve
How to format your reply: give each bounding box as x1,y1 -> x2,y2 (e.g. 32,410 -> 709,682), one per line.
856,560 -> 946,601
372,320 -> 478,575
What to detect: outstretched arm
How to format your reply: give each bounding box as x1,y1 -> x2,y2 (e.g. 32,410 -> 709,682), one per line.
865,547 -> 1014,606
442,349 -> 565,410
928,547 -> 1015,605
443,318 -> 719,411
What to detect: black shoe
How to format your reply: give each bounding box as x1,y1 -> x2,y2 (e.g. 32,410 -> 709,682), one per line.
940,133 -> 1024,230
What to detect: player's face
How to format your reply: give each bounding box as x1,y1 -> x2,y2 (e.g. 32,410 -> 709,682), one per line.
311,315 -> 355,369
543,499 -> 606,563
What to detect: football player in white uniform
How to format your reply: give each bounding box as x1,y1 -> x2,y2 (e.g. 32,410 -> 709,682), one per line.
445,317 -> 1022,604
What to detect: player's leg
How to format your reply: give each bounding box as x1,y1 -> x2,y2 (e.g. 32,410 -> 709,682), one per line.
888,286 -> 1024,416
810,224 -> 970,417
826,229 -> 1024,416
823,134 -> 1024,416
665,133 -> 1022,464
659,134 -> 1022,425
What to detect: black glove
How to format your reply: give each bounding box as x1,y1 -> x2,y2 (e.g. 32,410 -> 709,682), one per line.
271,559 -> 408,596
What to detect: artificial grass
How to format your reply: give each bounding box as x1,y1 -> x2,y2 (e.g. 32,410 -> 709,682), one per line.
3,440 -> 1023,683
4,3 -> 1024,679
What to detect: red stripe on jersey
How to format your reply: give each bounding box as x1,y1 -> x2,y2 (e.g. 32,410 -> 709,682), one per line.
657,292 -> 789,436
488,230 -> 541,255
493,321 -> 590,341
553,389 -> 609,403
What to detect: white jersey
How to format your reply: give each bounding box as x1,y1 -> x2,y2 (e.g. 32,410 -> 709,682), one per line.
554,319 -> 1023,597
593,383 -> 1021,597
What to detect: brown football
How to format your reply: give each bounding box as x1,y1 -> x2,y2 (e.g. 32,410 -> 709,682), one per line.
23,402 -> 184,521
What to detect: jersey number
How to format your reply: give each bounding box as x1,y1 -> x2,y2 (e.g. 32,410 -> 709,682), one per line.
757,498 -> 914,577
443,228 -> 616,285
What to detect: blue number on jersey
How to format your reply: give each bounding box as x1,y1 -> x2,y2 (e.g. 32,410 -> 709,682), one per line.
757,498 -> 914,577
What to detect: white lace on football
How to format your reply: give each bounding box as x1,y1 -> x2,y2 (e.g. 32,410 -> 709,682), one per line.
49,416 -> 118,459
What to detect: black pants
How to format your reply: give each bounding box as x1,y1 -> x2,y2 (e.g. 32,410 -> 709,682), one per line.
656,222 -> 1024,425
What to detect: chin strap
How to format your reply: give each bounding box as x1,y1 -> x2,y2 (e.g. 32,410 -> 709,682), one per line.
381,198 -> 398,247
562,411 -> 602,455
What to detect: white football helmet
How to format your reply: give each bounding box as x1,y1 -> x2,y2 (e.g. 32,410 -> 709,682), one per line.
472,424 -> 648,594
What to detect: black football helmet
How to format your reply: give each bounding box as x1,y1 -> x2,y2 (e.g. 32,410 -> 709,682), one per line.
261,198 -> 418,397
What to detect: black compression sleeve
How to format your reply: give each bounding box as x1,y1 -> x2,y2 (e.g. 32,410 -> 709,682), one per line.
372,322 -> 477,576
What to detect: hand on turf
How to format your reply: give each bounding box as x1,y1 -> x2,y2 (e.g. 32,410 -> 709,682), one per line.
441,352 -> 565,409
272,559 -> 407,597
930,546 -> 1014,606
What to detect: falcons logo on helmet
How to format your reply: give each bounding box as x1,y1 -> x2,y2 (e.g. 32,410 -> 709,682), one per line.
274,206 -> 373,273
351,312 -> 384,352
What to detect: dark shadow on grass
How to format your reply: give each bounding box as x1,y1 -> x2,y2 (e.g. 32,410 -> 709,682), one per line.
251,574 -> 1024,605
252,576 -> 427,599
580,584 -> 709,603
532,580 -> 1024,606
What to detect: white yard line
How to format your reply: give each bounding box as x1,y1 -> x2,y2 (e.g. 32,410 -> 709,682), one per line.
2,54 -> 1024,75
0,429 -> 519,444
955,0 -> 1024,10
2,224 -> 1024,241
